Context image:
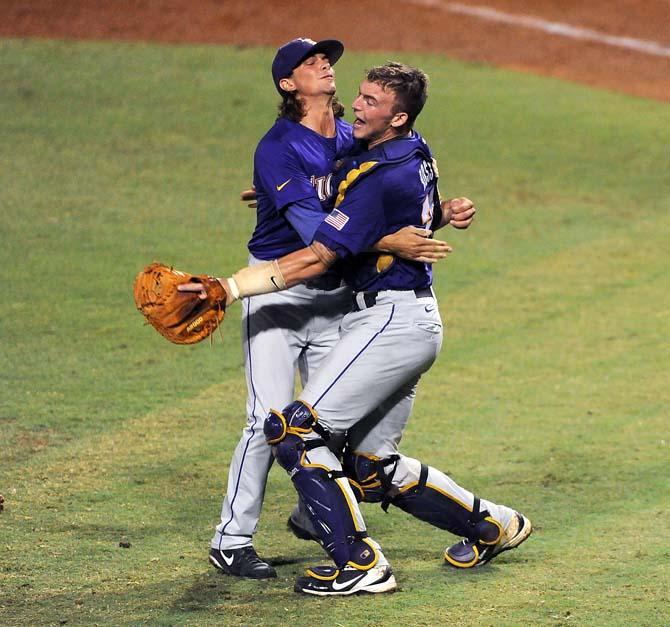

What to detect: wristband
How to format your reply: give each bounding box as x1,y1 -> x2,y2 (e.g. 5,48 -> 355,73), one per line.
229,260 -> 286,298
225,277 -> 240,300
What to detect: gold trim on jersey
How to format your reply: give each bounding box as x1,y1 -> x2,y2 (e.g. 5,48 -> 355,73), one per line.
332,160 -> 398,275
334,161 -> 378,207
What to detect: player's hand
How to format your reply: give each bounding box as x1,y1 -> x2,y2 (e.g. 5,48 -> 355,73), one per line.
385,226 -> 452,264
178,279 -> 237,306
241,186 -> 257,208
445,197 -> 476,229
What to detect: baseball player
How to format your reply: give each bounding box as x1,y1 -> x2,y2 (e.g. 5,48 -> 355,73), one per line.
185,62 -> 531,595
208,39 -> 461,579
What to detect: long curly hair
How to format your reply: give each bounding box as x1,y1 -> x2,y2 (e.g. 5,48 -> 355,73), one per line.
277,92 -> 345,122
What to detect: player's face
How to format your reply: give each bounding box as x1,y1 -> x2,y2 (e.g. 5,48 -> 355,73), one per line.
286,53 -> 337,97
351,80 -> 407,148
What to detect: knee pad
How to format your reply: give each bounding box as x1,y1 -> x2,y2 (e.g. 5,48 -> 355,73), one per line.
392,467 -> 503,544
264,400 -> 329,445
342,450 -> 400,504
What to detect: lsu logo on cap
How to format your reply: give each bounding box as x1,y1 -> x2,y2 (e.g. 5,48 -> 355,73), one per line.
324,209 -> 349,231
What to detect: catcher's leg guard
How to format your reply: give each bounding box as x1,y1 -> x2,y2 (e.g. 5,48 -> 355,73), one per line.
264,401 -> 379,571
345,451 -> 503,547
391,459 -> 503,546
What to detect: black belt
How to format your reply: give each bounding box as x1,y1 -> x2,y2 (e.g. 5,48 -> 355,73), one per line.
353,287 -> 433,311
303,275 -> 345,291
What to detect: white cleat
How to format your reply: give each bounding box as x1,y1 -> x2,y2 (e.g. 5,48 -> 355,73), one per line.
294,564 -> 397,596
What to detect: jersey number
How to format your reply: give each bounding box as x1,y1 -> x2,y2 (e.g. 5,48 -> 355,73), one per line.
421,193 -> 434,228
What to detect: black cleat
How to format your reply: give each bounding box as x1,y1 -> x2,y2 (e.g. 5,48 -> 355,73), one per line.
295,564 -> 397,596
445,512 -> 532,568
209,546 -> 277,579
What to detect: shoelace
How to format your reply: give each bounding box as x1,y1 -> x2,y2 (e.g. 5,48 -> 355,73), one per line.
238,546 -> 264,564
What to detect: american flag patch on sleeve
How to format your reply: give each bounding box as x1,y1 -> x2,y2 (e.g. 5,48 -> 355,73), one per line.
324,209 -> 350,231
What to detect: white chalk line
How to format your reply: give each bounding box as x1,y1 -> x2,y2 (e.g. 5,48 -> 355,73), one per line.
407,0 -> 670,59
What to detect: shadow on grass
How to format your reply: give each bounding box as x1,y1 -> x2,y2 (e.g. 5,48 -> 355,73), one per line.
173,570 -> 243,611
169,547 -> 325,614
171,566 -> 304,614
266,554 -> 305,567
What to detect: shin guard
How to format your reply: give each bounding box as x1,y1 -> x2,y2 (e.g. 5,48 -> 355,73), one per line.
264,402 -> 378,571
392,465 -> 503,545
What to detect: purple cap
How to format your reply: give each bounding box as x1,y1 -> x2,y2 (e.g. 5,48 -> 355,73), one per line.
271,38 -> 344,94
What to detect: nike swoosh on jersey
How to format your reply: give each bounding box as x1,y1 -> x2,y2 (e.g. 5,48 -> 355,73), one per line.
276,178 -> 292,191
331,573 -> 366,591
222,552 -> 234,566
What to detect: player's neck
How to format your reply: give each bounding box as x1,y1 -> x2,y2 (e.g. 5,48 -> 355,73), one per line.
368,129 -> 411,150
300,95 -> 336,138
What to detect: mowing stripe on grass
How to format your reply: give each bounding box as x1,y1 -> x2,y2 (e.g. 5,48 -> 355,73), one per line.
409,1 -> 670,58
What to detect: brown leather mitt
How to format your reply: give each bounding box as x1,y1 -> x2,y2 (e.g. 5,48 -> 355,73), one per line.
133,262 -> 226,344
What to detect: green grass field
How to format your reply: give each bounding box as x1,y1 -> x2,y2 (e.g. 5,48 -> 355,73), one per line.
1,38 -> 669,625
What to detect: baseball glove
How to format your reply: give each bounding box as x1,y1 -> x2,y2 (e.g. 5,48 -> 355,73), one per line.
133,262 -> 226,344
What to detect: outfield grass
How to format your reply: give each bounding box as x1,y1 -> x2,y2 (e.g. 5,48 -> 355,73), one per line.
1,38 -> 669,626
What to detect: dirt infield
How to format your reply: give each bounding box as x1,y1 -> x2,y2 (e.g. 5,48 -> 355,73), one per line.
2,0 -> 669,101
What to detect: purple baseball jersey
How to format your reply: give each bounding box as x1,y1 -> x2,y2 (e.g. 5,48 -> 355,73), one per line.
313,132 -> 442,292
248,117 -> 354,260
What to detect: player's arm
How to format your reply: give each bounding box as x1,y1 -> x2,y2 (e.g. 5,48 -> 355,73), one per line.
372,226 -> 452,263
178,242 -> 337,306
250,186 -> 450,263
276,241 -> 337,285
362,197 -> 475,263
368,190 -> 474,262
181,166 -> 387,303
223,241 -> 335,303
